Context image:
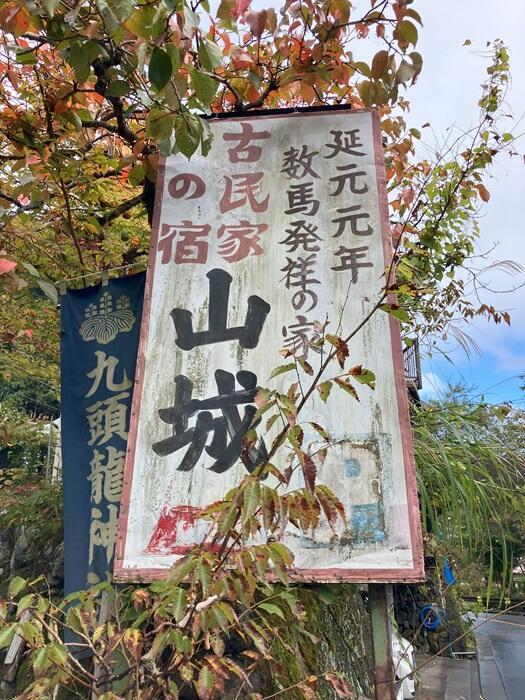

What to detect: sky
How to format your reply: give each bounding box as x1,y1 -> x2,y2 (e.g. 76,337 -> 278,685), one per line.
403,1 -> 525,404
225,0 -> 525,403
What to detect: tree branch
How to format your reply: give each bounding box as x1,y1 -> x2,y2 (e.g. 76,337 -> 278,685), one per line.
97,193 -> 144,225
81,119 -> 122,136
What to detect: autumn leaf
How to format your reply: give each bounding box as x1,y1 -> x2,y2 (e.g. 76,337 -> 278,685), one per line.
371,50 -> 389,79
196,664 -> 215,699
309,422 -> 330,441
317,381 -> 333,403
334,378 -> 359,400
0,258 -> 17,275
298,450 -> 317,491
475,183 -> 490,202
348,366 -> 376,389
324,671 -> 353,698
326,334 -> 349,369
246,10 -> 267,39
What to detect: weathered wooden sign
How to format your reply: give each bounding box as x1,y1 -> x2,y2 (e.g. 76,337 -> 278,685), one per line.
115,108 -> 424,582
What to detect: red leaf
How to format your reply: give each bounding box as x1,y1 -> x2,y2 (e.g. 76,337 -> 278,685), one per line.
299,451 -> 317,491
0,258 -> 17,275
324,672 -> 353,698
233,0 -> 251,18
246,9 -> 267,38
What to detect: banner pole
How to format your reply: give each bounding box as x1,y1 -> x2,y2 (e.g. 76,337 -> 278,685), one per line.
369,583 -> 396,700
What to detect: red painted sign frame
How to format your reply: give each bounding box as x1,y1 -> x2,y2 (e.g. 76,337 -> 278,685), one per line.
115,107 -> 425,583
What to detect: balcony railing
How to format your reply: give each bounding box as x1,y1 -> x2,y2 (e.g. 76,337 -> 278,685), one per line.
403,339 -> 422,390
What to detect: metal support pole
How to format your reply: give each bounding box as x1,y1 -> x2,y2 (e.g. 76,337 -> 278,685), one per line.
369,583 -> 396,700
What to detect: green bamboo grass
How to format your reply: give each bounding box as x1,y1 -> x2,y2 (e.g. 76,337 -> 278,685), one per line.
413,401 -> 525,604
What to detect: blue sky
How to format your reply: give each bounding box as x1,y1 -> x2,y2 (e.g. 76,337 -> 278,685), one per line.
404,1 -> 525,404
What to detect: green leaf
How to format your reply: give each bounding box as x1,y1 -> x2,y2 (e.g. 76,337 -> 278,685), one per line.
16,50 -> 37,66
167,554 -> 198,587
190,69 -> 218,106
149,46 -> 173,90
17,594 -> 35,616
8,576 -> 27,599
37,279 -> 58,304
258,602 -> 285,619
357,80 -> 374,107
410,51 -> 423,74
349,367 -> 376,389
298,357 -> 314,375
151,630 -> 170,659
379,303 -> 410,322
62,110 -> 83,129
265,413 -> 279,432
97,0 -> 134,32
126,5 -> 166,39
22,261 -> 39,277
398,20 -> 418,45
164,43 -> 181,73
42,0 -> 59,17
36,597 -> 49,614
0,624 -> 17,649
20,621 -> 43,646
184,4 -> 200,29
217,500 -> 238,534
242,479 -> 261,524
197,560 -> 212,594
105,0 -> 134,21
317,381 -> 332,403
106,79 -> 130,97
217,0 -> 234,22
168,681 -> 180,699
69,41 -> 100,83
48,642 -> 68,666
66,607 -> 87,634
353,61 -> 371,78
128,163 -> 145,187
309,422 -> 330,441
146,108 -> 175,141
199,39 -> 223,71
172,588 -> 187,623
33,646 -> 52,675
197,665 -> 215,699
174,115 -> 201,159
269,362 -> 296,380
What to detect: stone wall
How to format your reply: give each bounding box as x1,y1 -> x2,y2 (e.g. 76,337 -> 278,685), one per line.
394,579 -> 469,656
228,584 -> 375,699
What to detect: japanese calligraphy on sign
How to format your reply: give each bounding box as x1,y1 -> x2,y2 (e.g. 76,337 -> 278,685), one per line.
115,109 -> 423,583
61,273 -> 145,597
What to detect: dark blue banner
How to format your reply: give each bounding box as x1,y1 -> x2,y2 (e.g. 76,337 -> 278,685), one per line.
60,273 -> 145,596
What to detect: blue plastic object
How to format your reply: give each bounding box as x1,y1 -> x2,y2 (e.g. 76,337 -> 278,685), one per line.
443,556 -> 456,586
419,604 -> 444,630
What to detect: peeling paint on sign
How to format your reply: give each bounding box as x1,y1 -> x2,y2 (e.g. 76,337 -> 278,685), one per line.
115,108 -> 424,583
